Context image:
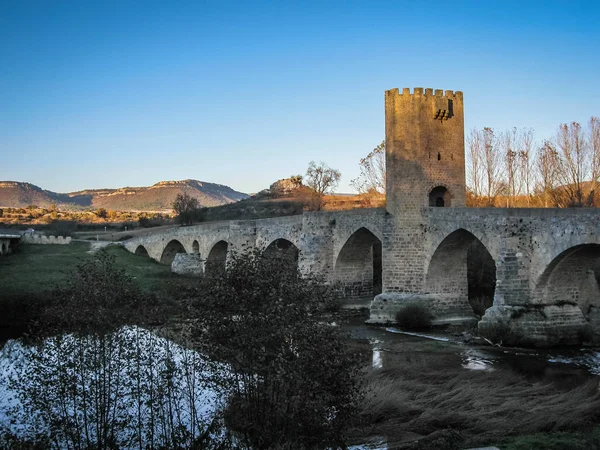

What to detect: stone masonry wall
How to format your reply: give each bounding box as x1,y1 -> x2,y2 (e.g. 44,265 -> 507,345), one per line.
22,234 -> 72,245
383,87 -> 466,295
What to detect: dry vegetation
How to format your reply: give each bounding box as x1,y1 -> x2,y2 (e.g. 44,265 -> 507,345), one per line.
355,358 -> 600,449
0,205 -> 173,229
466,118 -> 600,208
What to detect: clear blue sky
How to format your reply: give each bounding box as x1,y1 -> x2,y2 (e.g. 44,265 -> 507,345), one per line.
1,1 -> 599,194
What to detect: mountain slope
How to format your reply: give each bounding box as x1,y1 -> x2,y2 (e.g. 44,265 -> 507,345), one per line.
0,180 -> 248,211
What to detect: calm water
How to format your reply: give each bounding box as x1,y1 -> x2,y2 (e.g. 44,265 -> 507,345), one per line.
343,317 -> 600,386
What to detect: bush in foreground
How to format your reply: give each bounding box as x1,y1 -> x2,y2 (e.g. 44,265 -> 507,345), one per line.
192,248 -> 361,449
395,302 -> 433,331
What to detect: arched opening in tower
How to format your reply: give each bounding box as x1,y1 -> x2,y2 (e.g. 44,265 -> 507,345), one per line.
1,242 -> 6,255
160,240 -> 186,265
206,240 -> 229,275
426,229 -> 496,318
334,227 -> 382,304
135,245 -> 149,257
429,186 -> 452,207
534,244 -> 600,322
263,238 -> 299,266
192,240 -> 200,255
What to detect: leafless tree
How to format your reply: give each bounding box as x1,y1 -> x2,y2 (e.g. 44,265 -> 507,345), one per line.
588,117 -> 600,205
305,161 -> 341,211
519,128 -> 535,205
502,128 -> 519,207
466,129 -> 483,197
351,141 -> 386,194
535,140 -> 561,207
481,127 -> 503,206
555,121 -> 590,206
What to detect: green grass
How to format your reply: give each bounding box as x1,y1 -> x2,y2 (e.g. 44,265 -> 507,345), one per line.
498,427 -> 600,450
102,244 -> 177,292
0,242 -> 94,296
0,242 -> 179,338
0,242 -> 173,296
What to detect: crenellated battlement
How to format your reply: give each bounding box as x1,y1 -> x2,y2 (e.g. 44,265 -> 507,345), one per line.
386,87 -> 463,99
385,84 -> 466,215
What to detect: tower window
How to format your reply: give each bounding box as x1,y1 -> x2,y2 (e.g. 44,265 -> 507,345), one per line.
437,152 -> 441,161
429,186 -> 451,207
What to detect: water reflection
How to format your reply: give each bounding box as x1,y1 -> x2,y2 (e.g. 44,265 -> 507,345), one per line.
461,349 -> 496,371
0,327 -> 225,448
370,339 -> 383,369
343,318 -> 600,382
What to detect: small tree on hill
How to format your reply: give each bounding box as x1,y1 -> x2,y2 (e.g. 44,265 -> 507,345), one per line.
173,191 -> 199,226
289,174 -> 303,187
304,161 -> 341,211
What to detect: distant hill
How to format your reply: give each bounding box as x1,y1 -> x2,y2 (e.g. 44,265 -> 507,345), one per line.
0,180 -> 249,211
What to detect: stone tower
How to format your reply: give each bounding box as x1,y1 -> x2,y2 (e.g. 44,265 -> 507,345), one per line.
385,87 -> 465,216
382,87 -> 466,294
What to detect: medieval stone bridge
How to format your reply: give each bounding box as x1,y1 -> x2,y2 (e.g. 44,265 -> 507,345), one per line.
124,206 -> 600,346
123,87 -> 600,346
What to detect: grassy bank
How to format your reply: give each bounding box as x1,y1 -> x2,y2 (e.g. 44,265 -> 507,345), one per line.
0,242 -> 173,297
0,242 -> 93,297
0,242 -> 177,338
345,327 -> 600,449
499,427 -> 600,450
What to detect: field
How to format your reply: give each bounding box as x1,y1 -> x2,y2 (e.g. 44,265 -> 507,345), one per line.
0,242 -> 179,338
0,242 -> 173,297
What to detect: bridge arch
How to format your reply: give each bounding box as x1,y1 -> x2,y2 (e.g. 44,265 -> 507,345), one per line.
334,227 -> 382,302
426,229 -> 496,317
206,240 -> 229,274
263,238 -> 299,264
134,245 -> 149,257
192,240 -> 200,255
160,240 -> 186,265
1,242 -> 6,255
533,244 -> 600,316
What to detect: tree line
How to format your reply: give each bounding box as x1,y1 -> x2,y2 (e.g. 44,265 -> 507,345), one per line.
467,117 -> 600,207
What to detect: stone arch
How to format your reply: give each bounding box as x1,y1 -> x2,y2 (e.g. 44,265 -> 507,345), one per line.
534,236 -> 600,285
1,242 -> 6,255
135,245 -> 149,257
334,227 -> 382,302
426,229 -> 496,317
192,240 -> 200,255
206,240 -> 229,274
263,238 -> 299,264
533,244 -> 600,317
160,240 -> 186,265
429,185 -> 451,207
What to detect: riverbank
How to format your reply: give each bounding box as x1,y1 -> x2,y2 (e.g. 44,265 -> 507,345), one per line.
340,311 -> 600,449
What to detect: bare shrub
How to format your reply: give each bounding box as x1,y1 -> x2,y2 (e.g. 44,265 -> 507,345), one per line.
395,303 -> 433,331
